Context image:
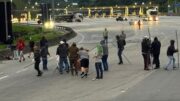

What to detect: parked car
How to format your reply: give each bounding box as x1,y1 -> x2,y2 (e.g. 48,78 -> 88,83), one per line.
116,16 -> 128,21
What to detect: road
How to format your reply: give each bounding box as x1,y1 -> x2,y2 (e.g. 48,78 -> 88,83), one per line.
0,16 -> 180,101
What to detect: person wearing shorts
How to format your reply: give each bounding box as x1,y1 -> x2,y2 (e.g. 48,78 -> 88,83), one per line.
78,47 -> 89,78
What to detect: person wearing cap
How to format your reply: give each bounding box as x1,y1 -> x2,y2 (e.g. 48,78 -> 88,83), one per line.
141,36 -> 151,70
151,37 -> 161,69
165,40 -> 178,70
100,40 -> 109,71
56,41 -> 69,74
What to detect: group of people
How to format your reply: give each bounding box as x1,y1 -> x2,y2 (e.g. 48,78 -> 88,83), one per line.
55,38 -> 109,80
6,28 -> 179,78
141,36 -> 178,71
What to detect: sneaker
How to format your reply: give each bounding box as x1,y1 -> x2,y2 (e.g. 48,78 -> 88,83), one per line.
92,78 -> 97,81
164,68 -> 168,70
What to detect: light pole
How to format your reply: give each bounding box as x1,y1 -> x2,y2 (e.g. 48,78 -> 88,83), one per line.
51,0 -> 55,21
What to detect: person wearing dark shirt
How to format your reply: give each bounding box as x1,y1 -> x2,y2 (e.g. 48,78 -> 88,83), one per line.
56,41 -> 69,74
116,35 -> 126,64
68,42 -> 79,76
40,36 -> 48,49
165,40 -> 178,70
40,45 -> 50,70
151,37 -> 161,69
34,45 -> 42,76
141,36 -> 151,70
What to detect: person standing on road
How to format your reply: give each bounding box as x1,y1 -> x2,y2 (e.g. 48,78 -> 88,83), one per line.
56,41 -> 69,74
28,37 -> 35,58
151,37 -> 161,69
16,38 -> 25,62
92,43 -> 103,80
103,28 -> 108,44
100,40 -> 109,71
116,35 -> 126,64
40,45 -> 50,71
138,20 -> 141,30
68,42 -> 79,76
78,47 -> 89,78
165,40 -> 178,70
141,36 -> 151,70
33,45 -> 42,77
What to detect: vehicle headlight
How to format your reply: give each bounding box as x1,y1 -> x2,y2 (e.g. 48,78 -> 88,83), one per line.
134,21 -> 137,25
149,17 -> 153,21
155,17 -> 159,21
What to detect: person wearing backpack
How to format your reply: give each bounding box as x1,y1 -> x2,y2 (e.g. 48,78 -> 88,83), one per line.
92,43 -> 103,80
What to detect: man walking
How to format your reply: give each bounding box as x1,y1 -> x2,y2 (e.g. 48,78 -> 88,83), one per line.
151,37 -> 161,69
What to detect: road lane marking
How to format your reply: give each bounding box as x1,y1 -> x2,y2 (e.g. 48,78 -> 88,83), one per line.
0,75 -> 9,81
16,68 -> 29,74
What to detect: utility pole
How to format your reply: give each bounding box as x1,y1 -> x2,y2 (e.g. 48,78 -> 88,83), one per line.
52,0 -> 55,21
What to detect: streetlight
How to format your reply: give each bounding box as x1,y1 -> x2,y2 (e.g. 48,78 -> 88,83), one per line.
134,2 -> 137,6
35,2 -> 38,6
142,2 -> 145,5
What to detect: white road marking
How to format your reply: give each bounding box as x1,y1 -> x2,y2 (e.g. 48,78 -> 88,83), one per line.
0,75 -> 9,81
16,68 -> 29,74
77,32 -> 85,44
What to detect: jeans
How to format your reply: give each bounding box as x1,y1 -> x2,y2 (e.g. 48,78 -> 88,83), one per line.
42,57 -> 48,70
59,57 -> 69,73
95,62 -> 103,79
165,56 -> 175,70
102,55 -> 108,71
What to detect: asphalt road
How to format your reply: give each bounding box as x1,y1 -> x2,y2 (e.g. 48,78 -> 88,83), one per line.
0,16 -> 180,101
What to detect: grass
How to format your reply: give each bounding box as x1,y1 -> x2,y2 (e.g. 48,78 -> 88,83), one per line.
0,24 -> 64,50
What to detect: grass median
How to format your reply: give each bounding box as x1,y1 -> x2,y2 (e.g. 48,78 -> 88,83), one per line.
0,24 -> 64,50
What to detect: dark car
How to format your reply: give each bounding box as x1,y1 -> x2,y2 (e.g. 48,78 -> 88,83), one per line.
116,16 -> 128,21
